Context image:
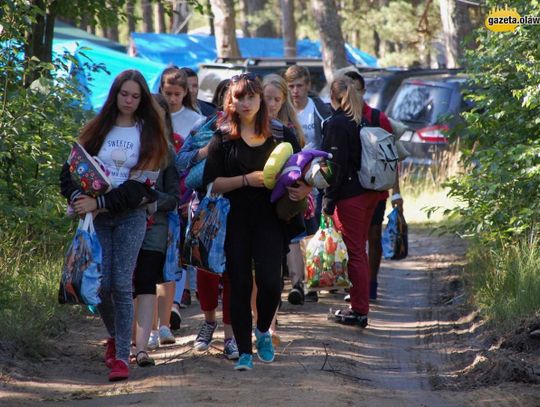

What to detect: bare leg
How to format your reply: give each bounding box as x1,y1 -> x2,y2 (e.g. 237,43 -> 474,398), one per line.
135,294 -> 157,356
157,281 -> 175,328
203,309 -> 217,324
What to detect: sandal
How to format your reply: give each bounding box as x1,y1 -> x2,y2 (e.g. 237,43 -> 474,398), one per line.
136,350 -> 155,367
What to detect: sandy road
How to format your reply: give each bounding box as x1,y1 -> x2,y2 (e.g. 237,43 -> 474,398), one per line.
1,229 -> 539,406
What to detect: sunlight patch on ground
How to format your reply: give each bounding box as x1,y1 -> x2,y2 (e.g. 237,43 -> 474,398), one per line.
402,188 -> 459,225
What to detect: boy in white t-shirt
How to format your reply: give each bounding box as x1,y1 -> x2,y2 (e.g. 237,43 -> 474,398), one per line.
284,65 -> 332,304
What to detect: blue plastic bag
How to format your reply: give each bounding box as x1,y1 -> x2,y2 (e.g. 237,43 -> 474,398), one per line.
382,207 -> 408,260
190,114 -> 217,149
58,213 -> 102,306
163,210 -> 182,282
181,115 -> 218,190
183,184 -> 230,275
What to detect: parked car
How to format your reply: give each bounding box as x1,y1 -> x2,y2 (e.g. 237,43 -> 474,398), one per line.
319,67 -> 463,112
197,57 -> 329,102
385,73 -> 470,165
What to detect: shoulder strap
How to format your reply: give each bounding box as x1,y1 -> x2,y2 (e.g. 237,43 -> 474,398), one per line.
371,108 -> 381,128
312,97 -> 332,120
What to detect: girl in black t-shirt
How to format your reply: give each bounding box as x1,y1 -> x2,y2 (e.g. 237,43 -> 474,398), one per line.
203,73 -> 308,371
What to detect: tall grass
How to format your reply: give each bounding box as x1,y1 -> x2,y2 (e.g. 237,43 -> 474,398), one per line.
398,144 -> 539,330
466,234 -> 540,331
0,217 -> 77,357
399,141 -> 462,224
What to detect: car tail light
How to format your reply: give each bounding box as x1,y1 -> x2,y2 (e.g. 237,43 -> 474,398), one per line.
412,125 -> 449,143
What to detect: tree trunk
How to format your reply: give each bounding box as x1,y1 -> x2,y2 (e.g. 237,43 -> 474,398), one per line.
86,23 -> 96,35
206,0 -> 215,36
281,0 -> 296,56
155,1 -> 167,33
171,0 -> 190,34
141,0 -> 154,33
376,0 -> 389,59
311,0 -> 348,83
209,0 -> 241,58
126,0 -> 136,35
24,0 -> 56,86
239,0 -> 251,37
243,0 -> 277,37
456,2 -> 474,55
105,25 -> 119,42
439,0 -> 458,68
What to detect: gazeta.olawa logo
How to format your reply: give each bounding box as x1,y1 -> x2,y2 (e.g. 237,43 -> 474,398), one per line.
485,5 -> 540,32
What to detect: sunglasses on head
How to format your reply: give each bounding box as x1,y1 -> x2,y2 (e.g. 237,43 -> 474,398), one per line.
231,72 -> 258,83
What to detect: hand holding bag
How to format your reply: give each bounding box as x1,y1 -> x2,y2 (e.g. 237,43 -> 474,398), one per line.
183,183 -> 230,275
58,213 -> 103,306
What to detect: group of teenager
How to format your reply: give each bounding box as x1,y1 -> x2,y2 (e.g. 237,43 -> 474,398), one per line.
59,63 -> 403,381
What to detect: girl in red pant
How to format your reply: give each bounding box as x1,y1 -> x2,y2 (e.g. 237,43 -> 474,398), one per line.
321,75 -> 387,328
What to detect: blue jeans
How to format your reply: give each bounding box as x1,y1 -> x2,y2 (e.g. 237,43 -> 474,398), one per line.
94,208 -> 146,363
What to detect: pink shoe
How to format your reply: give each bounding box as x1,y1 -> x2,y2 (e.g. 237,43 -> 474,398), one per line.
108,359 -> 129,382
105,337 -> 116,368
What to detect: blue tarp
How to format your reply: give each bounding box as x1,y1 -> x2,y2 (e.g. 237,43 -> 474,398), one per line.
130,33 -> 378,70
53,40 -> 167,111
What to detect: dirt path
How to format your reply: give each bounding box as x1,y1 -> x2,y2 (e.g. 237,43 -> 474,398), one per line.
1,228 -> 539,406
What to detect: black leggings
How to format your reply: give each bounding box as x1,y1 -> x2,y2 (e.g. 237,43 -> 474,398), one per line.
225,203 -> 283,355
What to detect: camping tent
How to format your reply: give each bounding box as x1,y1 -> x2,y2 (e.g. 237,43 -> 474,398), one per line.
55,21 -> 126,53
130,33 -> 378,70
53,40 -> 167,111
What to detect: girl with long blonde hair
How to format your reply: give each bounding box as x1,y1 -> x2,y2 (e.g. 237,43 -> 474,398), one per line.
262,73 -> 305,147
321,75 -> 386,328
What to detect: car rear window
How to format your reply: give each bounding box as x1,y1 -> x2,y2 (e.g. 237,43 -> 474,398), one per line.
198,68 -> 243,102
386,83 -> 452,125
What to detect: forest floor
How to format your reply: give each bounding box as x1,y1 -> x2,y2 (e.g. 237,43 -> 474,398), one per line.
1,227 -> 539,406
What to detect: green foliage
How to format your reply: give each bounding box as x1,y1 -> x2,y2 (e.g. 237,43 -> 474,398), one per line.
364,0 -> 440,67
466,236 -> 540,331
0,3 -> 92,353
445,0 -> 540,242
0,4 -> 91,217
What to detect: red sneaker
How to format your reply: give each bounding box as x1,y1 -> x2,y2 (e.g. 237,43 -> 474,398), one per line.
108,359 -> 129,382
105,337 -> 115,368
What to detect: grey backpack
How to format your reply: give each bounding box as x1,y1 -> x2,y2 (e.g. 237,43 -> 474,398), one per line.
357,111 -> 399,191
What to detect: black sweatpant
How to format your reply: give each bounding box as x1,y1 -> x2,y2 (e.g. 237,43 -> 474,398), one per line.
225,201 -> 283,355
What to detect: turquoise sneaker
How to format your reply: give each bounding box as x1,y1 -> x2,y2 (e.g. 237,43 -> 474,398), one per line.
255,330 -> 275,363
234,353 -> 253,371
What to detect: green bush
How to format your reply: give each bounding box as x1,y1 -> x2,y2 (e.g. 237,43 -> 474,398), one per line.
445,0 -> 540,242
0,5 -> 93,355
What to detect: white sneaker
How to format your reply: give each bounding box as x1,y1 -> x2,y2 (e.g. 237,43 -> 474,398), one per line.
159,325 -> 176,345
193,321 -> 217,351
148,330 -> 159,350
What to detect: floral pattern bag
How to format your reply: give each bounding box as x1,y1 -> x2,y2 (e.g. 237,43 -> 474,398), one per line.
305,215 -> 350,289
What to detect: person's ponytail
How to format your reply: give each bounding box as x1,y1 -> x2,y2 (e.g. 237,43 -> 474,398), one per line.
330,76 -> 363,124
